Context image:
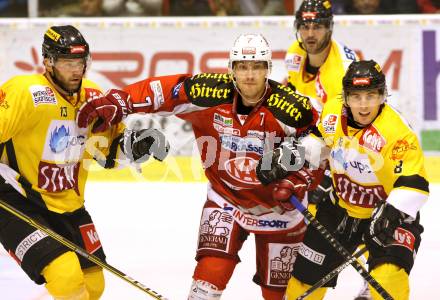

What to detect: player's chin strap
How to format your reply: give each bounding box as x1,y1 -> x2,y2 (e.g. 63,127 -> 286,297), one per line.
0,198 -> 168,300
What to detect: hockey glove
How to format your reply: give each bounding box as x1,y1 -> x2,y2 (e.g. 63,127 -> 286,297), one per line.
77,89 -> 133,133
272,170 -> 314,211
307,169 -> 333,205
256,141 -> 306,185
367,202 -> 406,247
121,129 -> 170,163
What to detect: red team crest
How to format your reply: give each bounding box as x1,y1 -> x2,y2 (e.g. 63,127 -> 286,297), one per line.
224,157 -> 259,185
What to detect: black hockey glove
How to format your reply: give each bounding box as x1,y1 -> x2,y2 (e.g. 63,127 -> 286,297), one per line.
367,202 -> 406,247
121,129 -> 170,163
256,141 -> 306,185
307,169 -> 332,205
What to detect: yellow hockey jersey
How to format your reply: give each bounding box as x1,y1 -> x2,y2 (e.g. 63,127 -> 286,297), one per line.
285,39 -> 356,110
303,98 -> 429,219
0,74 -> 124,213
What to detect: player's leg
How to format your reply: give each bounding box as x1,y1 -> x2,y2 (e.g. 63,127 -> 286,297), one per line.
83,266 -> 105,300
0,199 -> 88,299
55,208 -> 107,299
253,221 -> 307,300
42,251 -> 89,300
286,199 -> 363,300
366,217 -> 423,300
189,200 -> 248,299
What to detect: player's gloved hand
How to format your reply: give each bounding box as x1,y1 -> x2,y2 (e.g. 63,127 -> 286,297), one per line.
366,202 -> 406,247
307,169 -> 333,205
272,170 -> 314,211
120,129 -> 170,163
256,141 -> 305,185
77,89 -> 133,133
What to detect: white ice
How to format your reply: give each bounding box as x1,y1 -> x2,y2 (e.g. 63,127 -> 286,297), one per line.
1,182 -> 439,300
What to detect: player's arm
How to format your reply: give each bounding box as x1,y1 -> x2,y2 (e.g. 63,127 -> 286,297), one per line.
0,78 -> 37,144
367,133 -> 429,247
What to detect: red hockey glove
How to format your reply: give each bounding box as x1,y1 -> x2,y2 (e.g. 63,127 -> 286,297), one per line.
76,89 -> 133,133
272,168 -> 324,211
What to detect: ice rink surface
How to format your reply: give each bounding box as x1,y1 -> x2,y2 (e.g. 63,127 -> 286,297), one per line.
1,182 -> 439,300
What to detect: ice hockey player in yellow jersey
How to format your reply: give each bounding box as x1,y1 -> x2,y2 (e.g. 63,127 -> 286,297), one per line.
0,25 -> 168,300
281,60 -> 429,299
285,0 -> 356,111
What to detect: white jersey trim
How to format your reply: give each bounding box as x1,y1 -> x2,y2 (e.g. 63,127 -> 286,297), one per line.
386,187 -> 428,218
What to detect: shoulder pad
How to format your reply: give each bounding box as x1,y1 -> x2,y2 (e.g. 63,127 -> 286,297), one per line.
266,80 -> 315,129
184,73 -> 234,107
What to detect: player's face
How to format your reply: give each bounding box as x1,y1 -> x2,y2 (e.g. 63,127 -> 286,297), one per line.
298,22 -> 330,55
52,58 -> 86,92
233,61 -> 268,106
346,89 -> 384,126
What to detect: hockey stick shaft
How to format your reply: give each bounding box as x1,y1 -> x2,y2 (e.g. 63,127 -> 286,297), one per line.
298,246 -> 368,299
0,199 -> 167,300
290,196 -> 393,300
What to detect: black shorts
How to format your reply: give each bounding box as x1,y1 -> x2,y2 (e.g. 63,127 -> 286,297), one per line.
0,189 -> 106,285
292,199 -> 423,287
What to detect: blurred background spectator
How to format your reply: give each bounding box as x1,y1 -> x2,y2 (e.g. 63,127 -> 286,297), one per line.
332,0 -> 419,14
0,0 -> 27,17
417,0 -> 440,13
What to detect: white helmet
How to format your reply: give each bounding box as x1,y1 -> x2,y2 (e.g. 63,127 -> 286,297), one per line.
228,33 -> 272,74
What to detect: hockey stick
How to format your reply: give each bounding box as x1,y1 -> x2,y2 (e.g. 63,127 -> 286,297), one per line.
0,198 -> 167,300
289,196 -> 393,300
297,246 -> 368,299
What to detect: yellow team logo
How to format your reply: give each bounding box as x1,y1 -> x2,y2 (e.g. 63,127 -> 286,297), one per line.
390,139 -> 417,160
374,63 -> 382,73
45,28 -> 61,42
323,1 -> 331,9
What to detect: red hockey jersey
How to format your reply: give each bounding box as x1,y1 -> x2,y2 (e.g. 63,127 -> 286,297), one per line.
124,73 -> 318,232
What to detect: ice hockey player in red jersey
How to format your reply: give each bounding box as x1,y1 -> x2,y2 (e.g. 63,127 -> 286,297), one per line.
76,33 -> 322,299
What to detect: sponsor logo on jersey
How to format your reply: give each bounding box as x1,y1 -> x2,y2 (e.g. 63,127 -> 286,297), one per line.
315,73 -> 328,103
298,243 -> 325,265
220,135 -> 263,155
247,130 -> 265,140
333,174 -> 387,208
224,156 -> 260,185
268,244 -> 300,286
189,82 -> 232,100
214,113 -> 233,127
233,209 -> 289,229
198,208 -> 233,252
390,139 -> 417,160
43,121 -> 86,162
38,161 -> 80,194
0,89 -> 8,109
30,85 -> 57,106
359,125 -> 386,152
285,54 -> 302,72
392,227 -> 415,251
213,123 -> 240,136
323,114 -> 338,134
79,223 -> 102,254
14,230 -> 49,262
150,80 -> 164,109
172,81 -> 183,98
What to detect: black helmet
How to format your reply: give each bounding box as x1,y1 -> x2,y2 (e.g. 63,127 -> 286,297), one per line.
42,25 -> 90,60
343,60 -> 386,93
295,0 -> 333,29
